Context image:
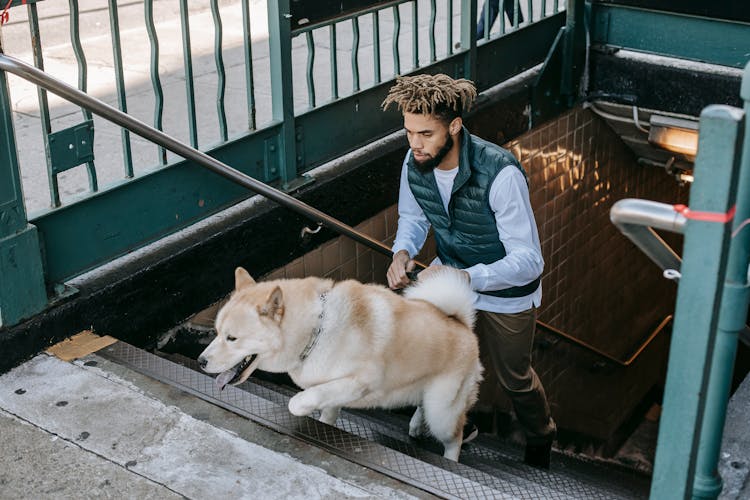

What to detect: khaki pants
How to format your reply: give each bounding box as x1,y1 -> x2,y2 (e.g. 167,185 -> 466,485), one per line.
475,307 -> 556,444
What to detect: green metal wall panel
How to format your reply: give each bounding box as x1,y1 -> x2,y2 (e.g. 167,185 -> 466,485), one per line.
0,64 -> 47,326
592,4 -> 750,68
0,226 -> 47,327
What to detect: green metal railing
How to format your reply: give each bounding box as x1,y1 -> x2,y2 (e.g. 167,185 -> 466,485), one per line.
0,0 -> 566,326
290,0 -> 563,108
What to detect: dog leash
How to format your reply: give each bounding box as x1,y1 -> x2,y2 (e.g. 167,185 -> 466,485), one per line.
299,291 -> 328,362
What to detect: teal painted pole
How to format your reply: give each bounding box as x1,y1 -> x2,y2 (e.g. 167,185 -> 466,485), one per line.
650,105 -> 745,499
692,63 -> 750,500
0,42 -> 48,327
267,0 -> 298,188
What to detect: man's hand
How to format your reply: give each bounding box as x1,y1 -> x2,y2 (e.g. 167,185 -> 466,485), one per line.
387,250 -> 416,290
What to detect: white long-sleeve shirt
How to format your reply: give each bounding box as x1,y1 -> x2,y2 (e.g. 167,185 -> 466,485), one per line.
392,152 -> 543,314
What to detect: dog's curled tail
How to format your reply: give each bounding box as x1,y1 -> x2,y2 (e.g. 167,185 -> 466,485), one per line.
403,267 -> 476,329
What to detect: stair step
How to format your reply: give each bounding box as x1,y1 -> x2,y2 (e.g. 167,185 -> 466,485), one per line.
101,342 -> 650,499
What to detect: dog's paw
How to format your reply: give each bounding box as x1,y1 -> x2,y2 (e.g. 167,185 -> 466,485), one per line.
288,393 -> 316,417
319,407 -> 341,425
409,423 -> 428,439
409,407 -> 427,438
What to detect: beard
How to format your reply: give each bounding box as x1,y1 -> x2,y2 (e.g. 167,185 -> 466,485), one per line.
413,133 -> 454,173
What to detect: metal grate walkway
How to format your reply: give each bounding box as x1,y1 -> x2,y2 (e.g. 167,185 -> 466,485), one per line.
99,341 -> 650,499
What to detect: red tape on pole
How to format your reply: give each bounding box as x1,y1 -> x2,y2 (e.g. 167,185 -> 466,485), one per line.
673,204 -> 736,223
1,0 -> 27,26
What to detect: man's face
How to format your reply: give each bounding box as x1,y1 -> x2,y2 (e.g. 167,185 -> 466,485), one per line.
403,112 -> 458,171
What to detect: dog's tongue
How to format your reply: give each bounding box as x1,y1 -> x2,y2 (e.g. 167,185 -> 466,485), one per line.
215,369 -> 236,392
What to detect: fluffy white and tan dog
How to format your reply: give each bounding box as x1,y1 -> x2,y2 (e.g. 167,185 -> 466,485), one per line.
198,266 -> 483,460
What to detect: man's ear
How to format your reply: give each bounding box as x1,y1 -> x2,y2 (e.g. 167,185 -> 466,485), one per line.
258,286 -> 284,322
235,267 -> 256,289
449,117 -> 462,136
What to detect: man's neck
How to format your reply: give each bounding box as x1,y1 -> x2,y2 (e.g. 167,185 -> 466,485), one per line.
436,135 -> 461,171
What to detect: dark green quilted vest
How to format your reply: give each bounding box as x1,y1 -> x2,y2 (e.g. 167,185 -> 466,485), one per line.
407,128 -> 540,298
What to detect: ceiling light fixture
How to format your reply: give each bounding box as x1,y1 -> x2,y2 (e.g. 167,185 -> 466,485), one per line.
648,115 -> 699,159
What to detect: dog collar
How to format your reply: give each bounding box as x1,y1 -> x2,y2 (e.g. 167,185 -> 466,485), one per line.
299,291 -> 328,362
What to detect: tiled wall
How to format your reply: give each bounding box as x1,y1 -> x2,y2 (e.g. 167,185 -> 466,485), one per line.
265,107 -> 689,441
263,206 -> 437,285
507,107 -> 687,355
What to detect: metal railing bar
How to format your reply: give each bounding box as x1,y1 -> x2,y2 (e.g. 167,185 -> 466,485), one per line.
107,0 -> 134,178
513,0 -> 520,28
392,5 -> 401,75
500,0 -> 506,34
351,17 -> 360,92
69,0 -> 90,122
610,198 -> 686,273
554,0 -> 559,14
428,0 -> 436,63
446,0 -> 453,55
241,0 -> 256,131
329,24 -> 339,99
291,0 -> 405,35
210,0 -> 228,142
458,0 -> 477,81
483,0 -> 491,39
541,0 -> 546,19
537,315 -> 673,367
27,3 -> 58,208
373,11 -> 381,84
179,0 -> 199,148
144,0 -> 167,165
69,0 -> 98,193
411,0 -> 418,69
528,0 -> 533,23
0,54 -> 398,266
305,31 -> 316,108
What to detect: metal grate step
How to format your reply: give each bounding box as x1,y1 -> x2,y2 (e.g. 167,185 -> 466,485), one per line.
99,341 -> 650,499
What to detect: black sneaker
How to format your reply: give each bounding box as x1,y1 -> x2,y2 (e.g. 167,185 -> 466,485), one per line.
524,440 -> 552,469
462,421 -> 478,443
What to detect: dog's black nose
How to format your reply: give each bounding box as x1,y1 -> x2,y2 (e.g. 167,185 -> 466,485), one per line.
198,356 -> 208,369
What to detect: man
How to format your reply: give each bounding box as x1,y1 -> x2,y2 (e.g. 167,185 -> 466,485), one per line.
477,0 -> 524,39
382,73 -> 555,468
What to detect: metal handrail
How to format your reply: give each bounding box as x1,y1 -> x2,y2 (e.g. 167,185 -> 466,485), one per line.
0,54 -> 400,266
611,197 -> 750,347
532,198 -> 688,364
610,198 -> 687,274
538,315 -> 673,367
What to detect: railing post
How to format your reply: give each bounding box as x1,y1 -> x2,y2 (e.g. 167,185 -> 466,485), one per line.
561,0 -> 585,103
530,0 -> 585,126
0,37 -> 47,328
267,0 -> 299,190
459,0 -> 477,81
650,104 -> 745,499
692,62 -> 750,500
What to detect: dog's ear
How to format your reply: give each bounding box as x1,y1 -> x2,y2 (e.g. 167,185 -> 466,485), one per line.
235,267 -> 256,289
258,286 -> 284,322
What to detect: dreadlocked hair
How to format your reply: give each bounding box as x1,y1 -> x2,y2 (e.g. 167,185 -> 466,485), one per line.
381,73 -> 477,124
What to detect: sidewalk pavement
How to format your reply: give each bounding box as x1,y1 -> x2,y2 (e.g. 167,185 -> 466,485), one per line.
0,350 -> 428,499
